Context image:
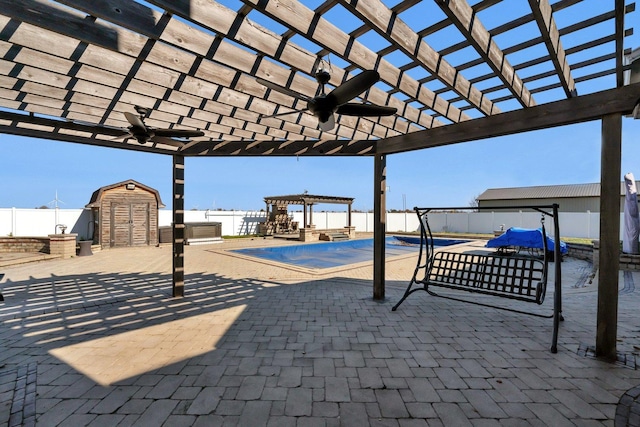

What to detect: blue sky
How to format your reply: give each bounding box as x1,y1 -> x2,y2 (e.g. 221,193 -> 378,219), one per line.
1,1 -> 639,211
2,118 -> 640,211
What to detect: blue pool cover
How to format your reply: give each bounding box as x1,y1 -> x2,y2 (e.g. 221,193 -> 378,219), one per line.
232,236 -> 468,269
486,227 -> 568,253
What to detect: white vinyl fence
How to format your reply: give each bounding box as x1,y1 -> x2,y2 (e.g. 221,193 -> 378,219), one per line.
0,208 -> 605,240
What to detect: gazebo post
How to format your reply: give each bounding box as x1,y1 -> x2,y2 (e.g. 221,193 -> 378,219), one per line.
303,202 -> 308,227
373,152 -> 386,300
596,113 -> 622,359
172,155 -> 185,297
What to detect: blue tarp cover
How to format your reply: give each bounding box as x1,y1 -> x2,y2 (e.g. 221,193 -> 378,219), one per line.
486,227 -> 568,253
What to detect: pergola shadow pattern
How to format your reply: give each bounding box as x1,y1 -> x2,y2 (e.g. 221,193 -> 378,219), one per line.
1,264 -> 640,425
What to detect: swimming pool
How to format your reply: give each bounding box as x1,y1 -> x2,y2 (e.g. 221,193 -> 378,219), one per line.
232,236 -> 468,269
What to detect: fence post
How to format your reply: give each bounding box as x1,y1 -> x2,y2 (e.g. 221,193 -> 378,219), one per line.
11,207 -> 16,236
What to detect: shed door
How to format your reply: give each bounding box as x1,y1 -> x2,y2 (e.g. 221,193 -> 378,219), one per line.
131,203 -> 150,246
110,203 -> 150,247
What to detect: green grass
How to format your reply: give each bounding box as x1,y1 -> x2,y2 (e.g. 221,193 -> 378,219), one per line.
431,232 -> 594,246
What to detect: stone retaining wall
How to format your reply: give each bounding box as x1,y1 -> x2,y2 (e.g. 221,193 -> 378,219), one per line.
0,235 -> 79,258
566,243 -> 593,261
0,237 -> 49,253
590,240 -> 640,271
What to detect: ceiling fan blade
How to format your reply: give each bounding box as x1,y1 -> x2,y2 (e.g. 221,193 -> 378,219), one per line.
336,104 -> 397,117
148,136 -> 191,147
318,114 -> 335,132
329,70 -> 380,105
153,129 -> 205,138
124,112 -> 146,132
259,108 -> 309,120
108,132 -> 131,141
256,78 -> 311,102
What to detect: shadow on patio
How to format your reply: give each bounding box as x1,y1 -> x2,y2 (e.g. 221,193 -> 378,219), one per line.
1,266 -> 639,425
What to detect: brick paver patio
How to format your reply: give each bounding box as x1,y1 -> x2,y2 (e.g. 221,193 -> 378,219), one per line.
0,238 -> 639,426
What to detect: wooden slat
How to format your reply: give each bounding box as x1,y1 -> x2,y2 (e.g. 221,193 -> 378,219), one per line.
528,0 -> 576,98
338,0 -> 499,116
615,0 -> 626,87
436,0 -> 536,108
238,0 -> 467,124
0,0 -> 147,56
62,0 -> 419,139
0,4 -> 328,140
2,23 -> 327,141
149,0 -> 429,134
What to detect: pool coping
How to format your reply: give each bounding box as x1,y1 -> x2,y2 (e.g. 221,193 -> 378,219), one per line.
208,238 -> 477,276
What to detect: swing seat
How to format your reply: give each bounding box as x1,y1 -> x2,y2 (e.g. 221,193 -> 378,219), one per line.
426,250 -> 547,304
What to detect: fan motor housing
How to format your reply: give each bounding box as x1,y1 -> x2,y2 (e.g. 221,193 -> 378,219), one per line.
315,69 -> 331,85
308,95 -> 338,123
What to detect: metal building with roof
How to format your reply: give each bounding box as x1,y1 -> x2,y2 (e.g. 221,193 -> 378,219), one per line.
478,182 -> 640,212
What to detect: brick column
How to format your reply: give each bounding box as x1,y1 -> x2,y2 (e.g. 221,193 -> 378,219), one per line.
48,234 -> 78,258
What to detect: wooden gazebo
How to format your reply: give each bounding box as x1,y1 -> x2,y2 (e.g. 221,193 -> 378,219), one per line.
262,194 -> 354,241
0,0 -> 637,358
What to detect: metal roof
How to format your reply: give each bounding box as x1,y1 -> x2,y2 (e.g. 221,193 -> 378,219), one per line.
0,1 -> 639,156
264,194 -> 354,205
477,182 -> 640,200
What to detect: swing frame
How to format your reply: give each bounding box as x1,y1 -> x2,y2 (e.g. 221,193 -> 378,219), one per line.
391,204 -> 563,353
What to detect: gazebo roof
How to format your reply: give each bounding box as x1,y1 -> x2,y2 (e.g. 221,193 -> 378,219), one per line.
1,1 -> 638,157
264,194 -> 354,205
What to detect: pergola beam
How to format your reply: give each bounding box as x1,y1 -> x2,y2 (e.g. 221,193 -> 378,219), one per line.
435,0 -> 536,108
377,83 -> 640,154
338,0 -> 499,116
527,0 -> 577,98
0,114 -> 377,155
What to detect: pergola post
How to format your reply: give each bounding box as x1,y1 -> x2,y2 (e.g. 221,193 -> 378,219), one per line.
172,155 -> 185,297
373,152 -> 386,300
596,113 -> 622,359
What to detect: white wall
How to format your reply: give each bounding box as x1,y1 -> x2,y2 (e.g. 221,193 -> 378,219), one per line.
0,207 -> 617,240
0,208 -> 93,238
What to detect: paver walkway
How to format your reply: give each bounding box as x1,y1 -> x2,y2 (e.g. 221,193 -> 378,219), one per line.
1,238 -> 639,426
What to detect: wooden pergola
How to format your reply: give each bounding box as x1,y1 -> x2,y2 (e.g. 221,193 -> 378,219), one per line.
264,194 -> 354,229
0,0 -> 638,358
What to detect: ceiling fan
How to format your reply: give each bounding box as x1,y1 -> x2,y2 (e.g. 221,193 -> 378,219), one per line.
256,69 -> 397,131
120,105 -> 204,146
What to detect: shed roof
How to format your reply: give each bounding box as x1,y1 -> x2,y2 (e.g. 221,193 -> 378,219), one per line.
0,1 -> 638,156
264,194 -> 354,206
85,179 -> 166,208
477,182 -> 640,201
